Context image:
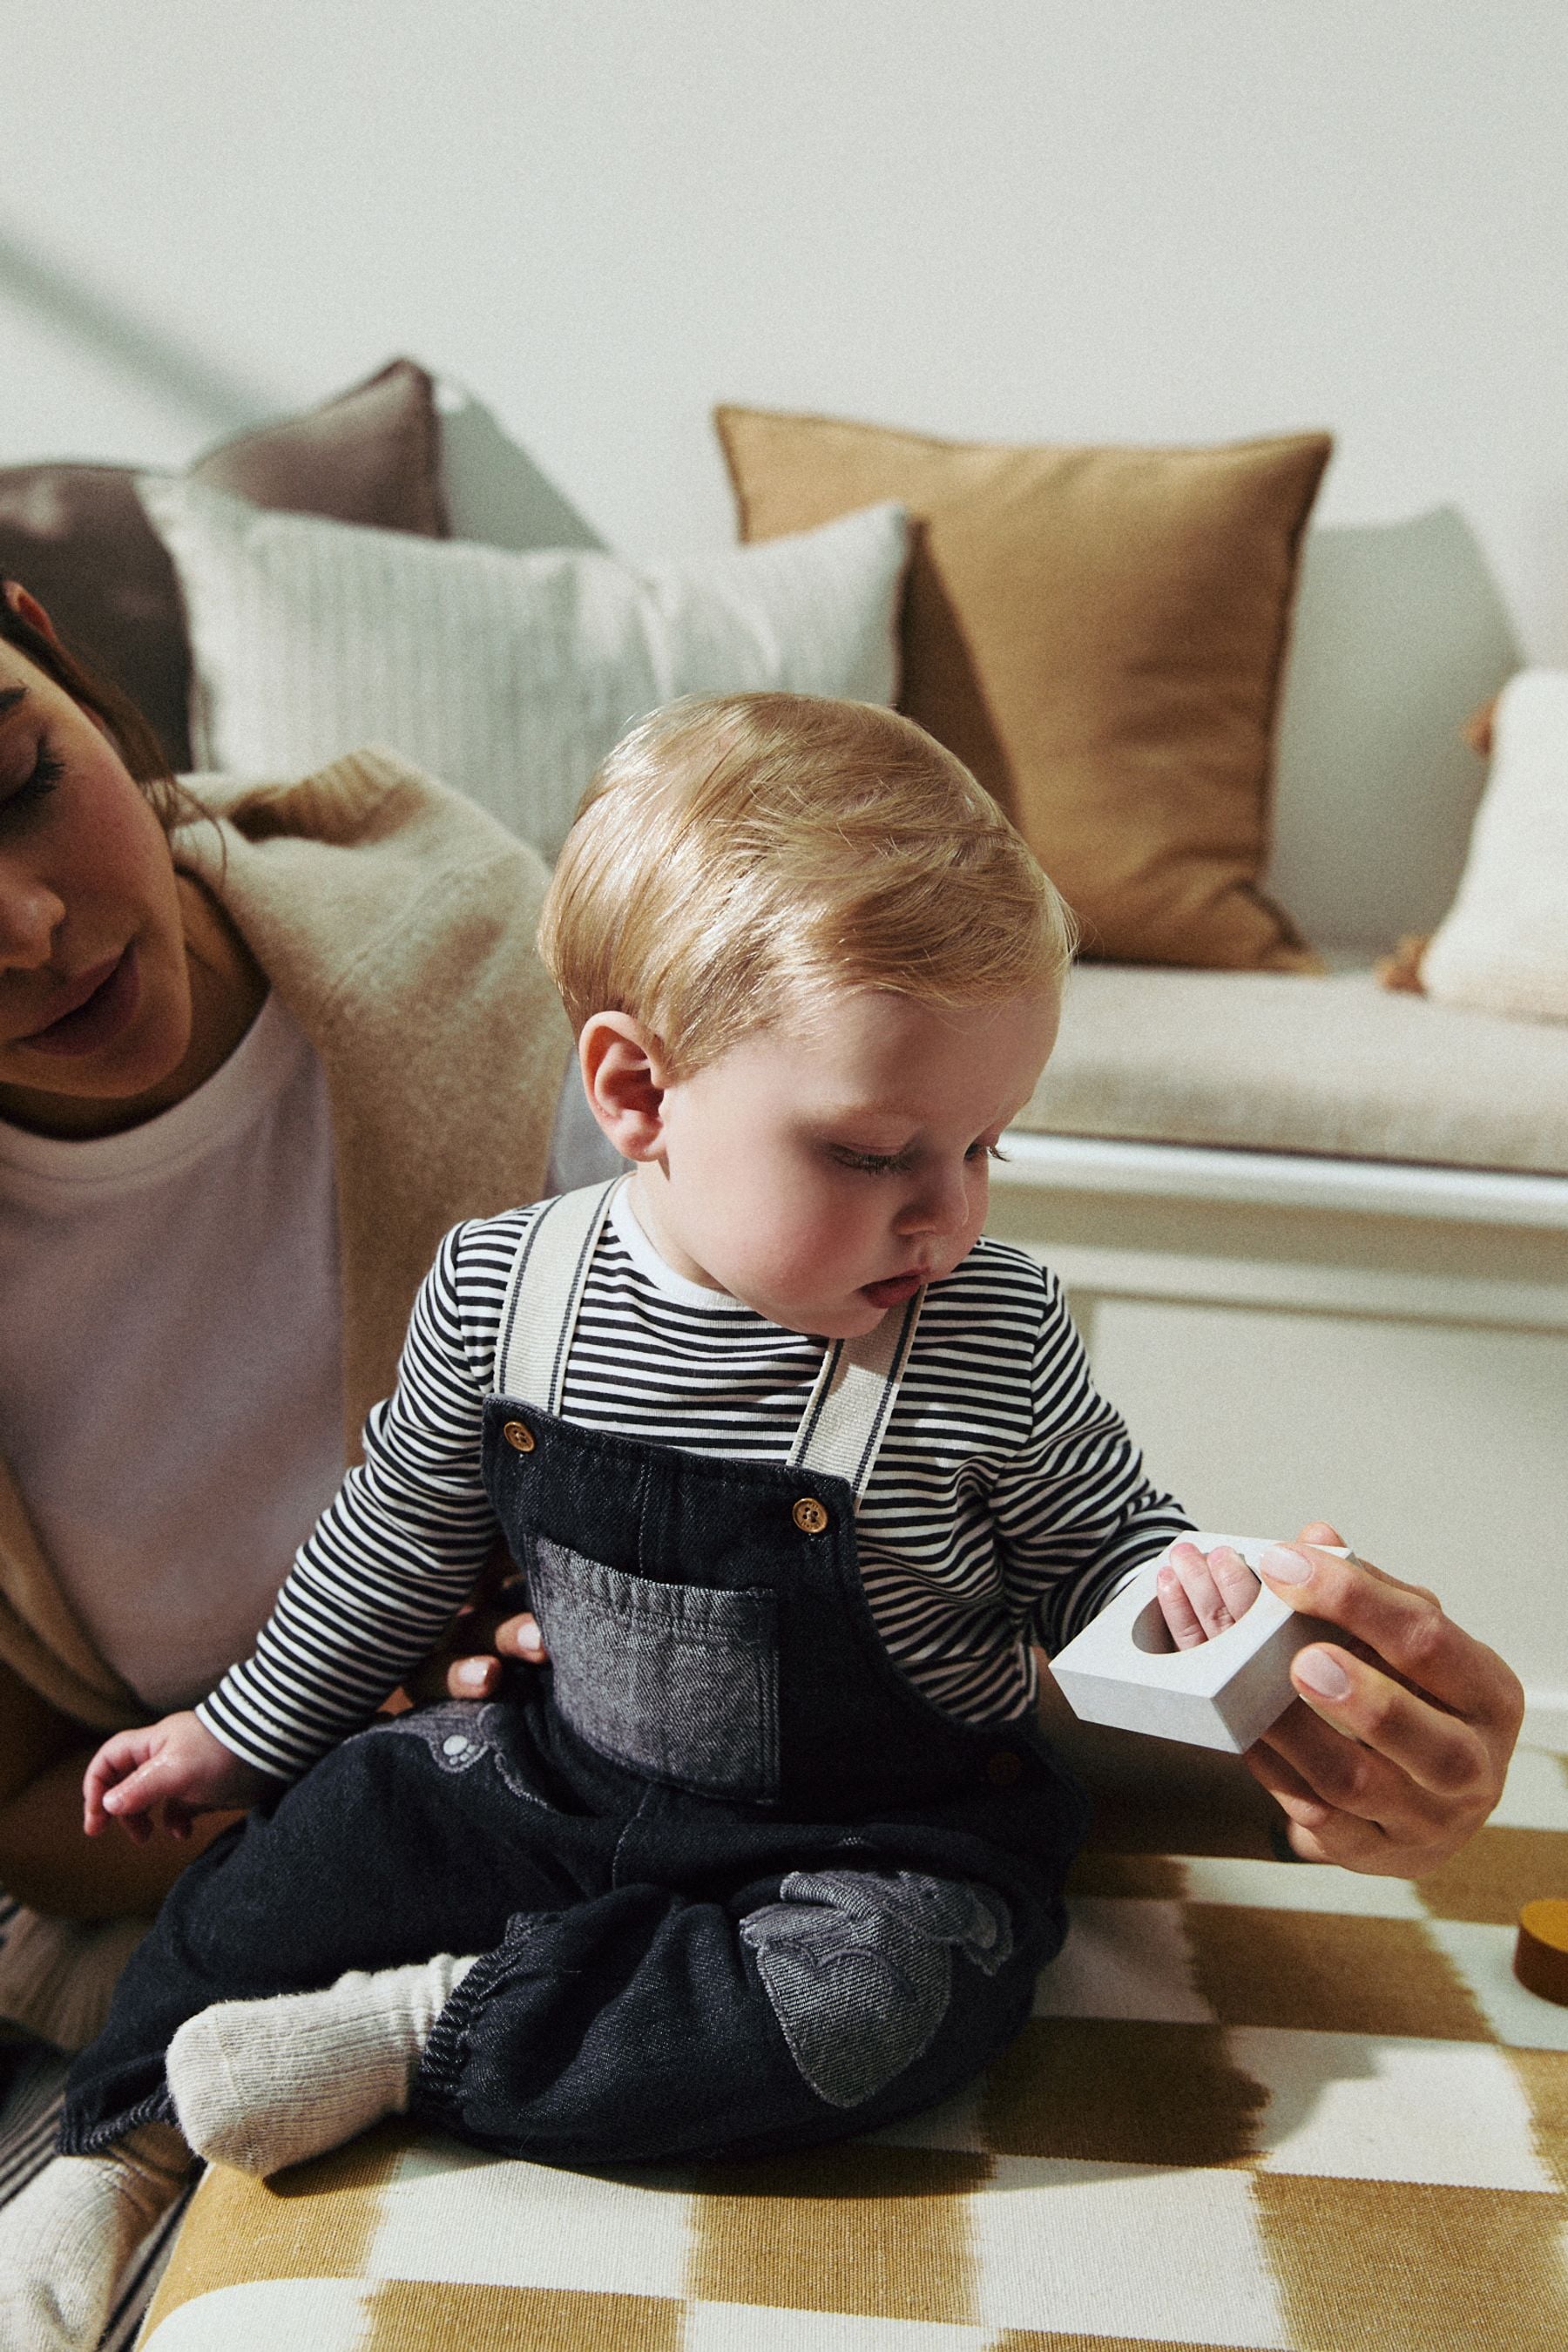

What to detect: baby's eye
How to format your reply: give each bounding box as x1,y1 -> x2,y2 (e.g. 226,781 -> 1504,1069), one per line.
830,1146 -> 909,1177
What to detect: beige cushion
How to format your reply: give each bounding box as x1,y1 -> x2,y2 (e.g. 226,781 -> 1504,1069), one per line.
1421,670 -> 1568,1023
1017,962 -> 1568,1174
715,404 -> 1330,971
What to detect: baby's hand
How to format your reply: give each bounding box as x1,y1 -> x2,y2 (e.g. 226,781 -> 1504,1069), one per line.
1156,1540 -> 1261,1649
83,1711 -> 275,1844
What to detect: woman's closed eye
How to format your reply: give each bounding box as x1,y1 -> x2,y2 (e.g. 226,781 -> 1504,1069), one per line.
0,735 -> 65,830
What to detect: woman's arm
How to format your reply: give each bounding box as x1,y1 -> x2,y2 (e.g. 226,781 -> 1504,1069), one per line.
0,1661 -> 238,1917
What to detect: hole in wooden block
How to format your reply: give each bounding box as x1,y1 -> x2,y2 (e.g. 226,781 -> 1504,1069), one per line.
1131,1598 -> 1179,1656
1130,1592 -> 1264,1663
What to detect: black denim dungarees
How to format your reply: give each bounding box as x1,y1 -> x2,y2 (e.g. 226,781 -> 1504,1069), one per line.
64,1180 -> 1088,2166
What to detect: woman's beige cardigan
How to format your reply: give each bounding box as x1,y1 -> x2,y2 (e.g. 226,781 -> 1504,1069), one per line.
0,748 -> 572,1731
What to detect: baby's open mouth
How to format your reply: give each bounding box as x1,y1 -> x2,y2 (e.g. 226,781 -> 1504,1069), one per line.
860,1270 -> 927,1308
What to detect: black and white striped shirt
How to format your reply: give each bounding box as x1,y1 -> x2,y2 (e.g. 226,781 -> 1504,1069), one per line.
199,1188 -> 1193,1781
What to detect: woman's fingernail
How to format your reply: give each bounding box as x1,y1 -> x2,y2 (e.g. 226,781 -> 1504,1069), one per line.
1260,1544 -> 1311,1584
1296,1648 -> 1351,1700
456,1660 -> 488,1690
520,1626 -> 543,1654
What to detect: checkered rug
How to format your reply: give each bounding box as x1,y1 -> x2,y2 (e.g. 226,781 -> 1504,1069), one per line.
132,1746 -> 1568,2352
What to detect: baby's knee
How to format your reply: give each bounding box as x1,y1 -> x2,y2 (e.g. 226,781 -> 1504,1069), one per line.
740,1868 -> 1015,2109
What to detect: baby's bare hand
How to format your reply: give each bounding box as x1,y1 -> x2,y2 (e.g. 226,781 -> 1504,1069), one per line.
1156,1542 -> 1262,1649
84,1711 -> 274,1844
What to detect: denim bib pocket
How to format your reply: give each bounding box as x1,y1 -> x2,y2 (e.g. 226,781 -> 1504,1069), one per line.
529,1538 -> 781,1801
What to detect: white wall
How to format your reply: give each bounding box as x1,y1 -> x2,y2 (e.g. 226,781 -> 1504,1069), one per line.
4,8 -> 1562,1717
4,0 -> 1568,654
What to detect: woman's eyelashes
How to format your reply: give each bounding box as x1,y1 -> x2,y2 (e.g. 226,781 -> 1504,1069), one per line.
0,736 -> 64,828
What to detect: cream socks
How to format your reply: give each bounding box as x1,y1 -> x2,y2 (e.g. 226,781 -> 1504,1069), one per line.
166,1951 -> 478,2176
0,2121 -> 191,2352
0,1947 -> 478,2350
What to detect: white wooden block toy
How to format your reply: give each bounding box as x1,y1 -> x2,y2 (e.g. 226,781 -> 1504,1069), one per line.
1051,1532 -> 1347,1754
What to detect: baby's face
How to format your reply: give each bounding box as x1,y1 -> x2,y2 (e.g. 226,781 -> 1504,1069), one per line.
629,984 -> 1060,1338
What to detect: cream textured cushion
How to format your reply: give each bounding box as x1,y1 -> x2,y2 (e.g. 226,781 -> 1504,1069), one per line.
1017,962 -> 1568,1174
1420,671 -> 1568,1022
138,477 -> 909,860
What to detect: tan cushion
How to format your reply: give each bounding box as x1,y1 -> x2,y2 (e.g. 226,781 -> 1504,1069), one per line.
1017,962 -> 1568,1174
715,405 -> 1330,970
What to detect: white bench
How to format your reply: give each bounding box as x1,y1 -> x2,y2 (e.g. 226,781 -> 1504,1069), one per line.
991,1110 -> 1568,1748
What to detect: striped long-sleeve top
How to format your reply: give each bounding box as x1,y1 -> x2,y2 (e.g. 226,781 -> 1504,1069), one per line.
199,1186 -> 1194,1781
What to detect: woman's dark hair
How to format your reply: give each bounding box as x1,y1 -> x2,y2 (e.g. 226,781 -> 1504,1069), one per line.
0,581 -> 185,832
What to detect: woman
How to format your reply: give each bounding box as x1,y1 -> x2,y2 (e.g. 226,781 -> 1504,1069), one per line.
0,579 -> 577,2218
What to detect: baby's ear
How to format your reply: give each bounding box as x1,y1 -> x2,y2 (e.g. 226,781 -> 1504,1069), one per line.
578,1012 -> 667,1159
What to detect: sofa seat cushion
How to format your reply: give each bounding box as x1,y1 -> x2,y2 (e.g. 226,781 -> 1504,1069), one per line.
1016,963 -> 1568,1176
135,1794 -> 1568,2352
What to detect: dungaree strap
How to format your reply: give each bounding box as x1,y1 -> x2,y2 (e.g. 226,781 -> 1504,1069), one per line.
493,1179 -> 622,1417
491,1178 -> 923,1505
787,1293 -> 923,1500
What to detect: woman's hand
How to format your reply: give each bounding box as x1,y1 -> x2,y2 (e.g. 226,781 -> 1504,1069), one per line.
1242,1521 -> 1524,1876
406,1546 -> 550,1705
433,1604 -> 547,1702
83,1711 -> 275,1845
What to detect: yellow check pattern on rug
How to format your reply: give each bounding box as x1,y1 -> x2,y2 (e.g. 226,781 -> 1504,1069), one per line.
139,1749 -> 1568,2352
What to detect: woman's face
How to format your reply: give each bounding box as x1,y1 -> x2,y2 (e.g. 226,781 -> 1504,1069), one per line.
0,628 -> 193,1132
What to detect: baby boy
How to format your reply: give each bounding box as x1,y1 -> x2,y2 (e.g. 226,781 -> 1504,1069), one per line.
3,692 -> 1273,2349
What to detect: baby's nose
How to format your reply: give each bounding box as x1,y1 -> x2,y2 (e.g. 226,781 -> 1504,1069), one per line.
897,1166 -> 970,1235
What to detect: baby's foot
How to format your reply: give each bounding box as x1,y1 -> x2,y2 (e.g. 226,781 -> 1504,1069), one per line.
0,2125 -> 190,2352
166,1952 -> 477,2176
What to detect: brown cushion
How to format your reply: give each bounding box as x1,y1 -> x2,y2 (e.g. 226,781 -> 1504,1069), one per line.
715,405 -> 1331,969
0,358 -> 446,772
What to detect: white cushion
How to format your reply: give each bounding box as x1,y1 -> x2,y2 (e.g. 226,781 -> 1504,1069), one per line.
1264,511 -> 1517,955
139,476 -> 908,861
1420,670 -> 1568,1023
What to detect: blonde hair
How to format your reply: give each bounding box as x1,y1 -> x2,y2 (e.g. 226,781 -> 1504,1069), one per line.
538,693 -> 1075,1077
